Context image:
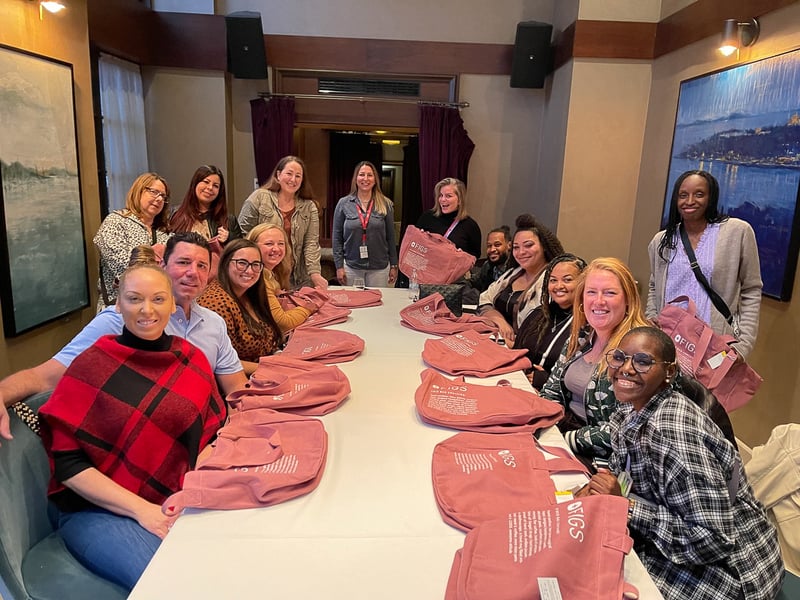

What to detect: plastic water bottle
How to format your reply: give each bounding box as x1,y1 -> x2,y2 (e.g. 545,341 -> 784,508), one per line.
408,270 -> 419,302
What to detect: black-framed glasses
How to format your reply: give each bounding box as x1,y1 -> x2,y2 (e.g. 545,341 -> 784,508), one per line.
231,259 -> 264,273
605,348 -> 673,374
144,186 -> 169,203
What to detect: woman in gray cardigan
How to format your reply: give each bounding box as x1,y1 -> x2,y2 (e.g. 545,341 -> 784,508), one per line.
646,170 -> 762,358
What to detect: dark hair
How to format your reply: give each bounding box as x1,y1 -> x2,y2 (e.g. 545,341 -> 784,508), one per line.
658,170 -> 728,261
623,326 -> 677,363
163,232 -> 212,264
507,214 -> 564,269
264,155 -> 314,200
169,165 -> 228,234
488,225 -> 511,242
516,253 -> 587,347
217,239 -> 280,342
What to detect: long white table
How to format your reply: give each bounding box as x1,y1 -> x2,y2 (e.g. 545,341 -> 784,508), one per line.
130,288 -> 662,599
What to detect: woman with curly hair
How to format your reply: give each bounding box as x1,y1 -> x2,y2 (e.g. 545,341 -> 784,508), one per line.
477,213 -> 564,344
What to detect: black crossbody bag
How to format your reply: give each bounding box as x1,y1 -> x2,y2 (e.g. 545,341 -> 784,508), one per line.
679,225 -> 738,334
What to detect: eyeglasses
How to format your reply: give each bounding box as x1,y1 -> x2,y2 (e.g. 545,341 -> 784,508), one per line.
144,187 -> 169,203
605,349 -> 673,374
231,259 -> 264,273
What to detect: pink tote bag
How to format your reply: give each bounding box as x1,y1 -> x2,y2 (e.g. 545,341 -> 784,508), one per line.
163,409 -> 327,513
431,430 -> 588,532
415,368 -> 563,433
422,329 -> 532,377
227,355 -> 351,416
281,326 -> 365,363
445,495 -> 636,600
657,295 -> 762,412
400,293 -> 498,336
399,225 -> 476,284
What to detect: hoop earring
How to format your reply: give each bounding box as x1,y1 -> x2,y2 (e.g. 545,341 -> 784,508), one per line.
578,303 -> 584,314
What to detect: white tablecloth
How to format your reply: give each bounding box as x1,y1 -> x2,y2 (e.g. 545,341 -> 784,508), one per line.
130,288 -> 662,600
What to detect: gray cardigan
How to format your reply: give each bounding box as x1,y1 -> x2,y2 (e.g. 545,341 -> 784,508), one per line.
646,217 -> 762,358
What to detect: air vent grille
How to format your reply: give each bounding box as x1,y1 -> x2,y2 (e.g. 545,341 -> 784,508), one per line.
318,78 -> 421,97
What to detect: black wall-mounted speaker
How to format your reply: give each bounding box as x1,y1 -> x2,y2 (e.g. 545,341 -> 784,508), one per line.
510,21 -> 553,89
225,11 -> 268,80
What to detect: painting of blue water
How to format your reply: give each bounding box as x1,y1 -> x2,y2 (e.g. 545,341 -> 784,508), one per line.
664,49 -> 800,300
0,45 -> 89,336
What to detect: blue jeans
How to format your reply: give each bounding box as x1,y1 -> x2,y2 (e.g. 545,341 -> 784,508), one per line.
56,506 -> 162,591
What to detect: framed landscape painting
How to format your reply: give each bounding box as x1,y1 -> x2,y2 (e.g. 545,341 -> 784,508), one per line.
664,48 -> 800,300
0,45 -> 89,337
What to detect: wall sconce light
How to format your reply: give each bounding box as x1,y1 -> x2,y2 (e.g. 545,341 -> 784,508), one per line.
29,0 -> 66,20
719,18 -> 760,56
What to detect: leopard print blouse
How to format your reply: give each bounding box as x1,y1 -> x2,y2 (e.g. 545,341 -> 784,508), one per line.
197,279 -> 279,362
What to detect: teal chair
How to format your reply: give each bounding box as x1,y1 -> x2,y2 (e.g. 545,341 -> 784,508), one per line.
777,569 -> 800,599
0,392 -> 126,600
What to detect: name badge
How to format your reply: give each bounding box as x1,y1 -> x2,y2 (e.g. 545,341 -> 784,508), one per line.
359,245 -> 369,259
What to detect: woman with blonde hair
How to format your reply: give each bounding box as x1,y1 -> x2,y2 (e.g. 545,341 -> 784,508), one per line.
539,257 -> 650,461
332,161 -> 399,287
94,172 -> 172,309
238,155 -> 327,289
415,177 -> 482,259
247,223 -> 317,332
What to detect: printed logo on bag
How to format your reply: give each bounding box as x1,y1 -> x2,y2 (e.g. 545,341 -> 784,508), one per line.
566,500 -> 587,542
410,241 -> 428,253
497,449 -> 517,468
673,333 -> 696,352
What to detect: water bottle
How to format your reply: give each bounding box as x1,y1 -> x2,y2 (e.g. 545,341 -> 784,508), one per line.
408,270 -> 419,302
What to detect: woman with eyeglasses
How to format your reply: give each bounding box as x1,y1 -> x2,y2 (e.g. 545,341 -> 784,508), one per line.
93,172 -> 172,310
169,165 -> 242,245
578,326 -> 783,600
539,257 -> 649,462
247,223 -> 318,333
197,239 -> 281,375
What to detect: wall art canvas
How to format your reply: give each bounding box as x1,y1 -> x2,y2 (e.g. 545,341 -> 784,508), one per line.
0,44 -> 89,336
664,48 -> 800,300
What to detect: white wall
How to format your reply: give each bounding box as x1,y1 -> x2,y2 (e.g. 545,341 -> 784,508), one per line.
578,0 -> 662,22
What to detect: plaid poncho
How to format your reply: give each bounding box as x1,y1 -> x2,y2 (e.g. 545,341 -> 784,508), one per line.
40,333 -> 226,509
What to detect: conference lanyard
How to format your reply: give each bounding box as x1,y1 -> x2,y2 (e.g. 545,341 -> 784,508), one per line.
444,218 -> 460,239
356,200 -> 374,245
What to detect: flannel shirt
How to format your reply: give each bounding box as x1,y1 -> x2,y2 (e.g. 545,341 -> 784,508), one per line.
539,326 -> 617,458
609,388 -> 783,600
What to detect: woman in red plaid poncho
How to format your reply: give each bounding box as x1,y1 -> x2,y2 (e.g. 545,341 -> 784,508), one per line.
39,264 -> 226,591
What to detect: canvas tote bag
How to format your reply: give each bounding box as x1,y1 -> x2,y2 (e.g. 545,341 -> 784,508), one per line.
227,354 -> 351,416
444,495 -> 636,600
657,296 -> 762,412
281,326 -> 365,363
415,368 -> 563,433
162,409 -> 327,513
327,288 -> 383,308
422,329 -> 532,377
431,430 -> 588,532
400,293 -> 497,336
399,225 -> 476,284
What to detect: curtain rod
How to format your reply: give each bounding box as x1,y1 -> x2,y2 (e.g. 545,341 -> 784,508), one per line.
257,92 -> 469,108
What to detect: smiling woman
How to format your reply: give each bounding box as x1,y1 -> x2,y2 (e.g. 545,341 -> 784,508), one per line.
93,172 -> 172,310
197,238 -> 282,374
169,165 -> 242,245
538,257 -> 650,462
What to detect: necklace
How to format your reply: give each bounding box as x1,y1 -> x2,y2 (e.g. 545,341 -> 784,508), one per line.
551,312 -> 571,333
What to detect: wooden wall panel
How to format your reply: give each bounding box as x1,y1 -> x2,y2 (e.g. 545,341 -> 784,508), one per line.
573,21 -> 657,60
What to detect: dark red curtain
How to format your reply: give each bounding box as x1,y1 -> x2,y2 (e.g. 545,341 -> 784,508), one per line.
418,105 -> 475,211
250,96 -> 295,186
325,133 -> 382,237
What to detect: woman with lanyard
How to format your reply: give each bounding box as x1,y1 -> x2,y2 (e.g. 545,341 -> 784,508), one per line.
415,177 -> 482,260
332,161 -> 399,287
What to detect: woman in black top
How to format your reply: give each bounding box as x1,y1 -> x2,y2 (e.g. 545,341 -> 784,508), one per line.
514,254 -> 587,389
415,177 -> 481,259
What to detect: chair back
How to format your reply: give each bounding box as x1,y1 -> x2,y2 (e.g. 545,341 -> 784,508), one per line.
678,375 -> 737,446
